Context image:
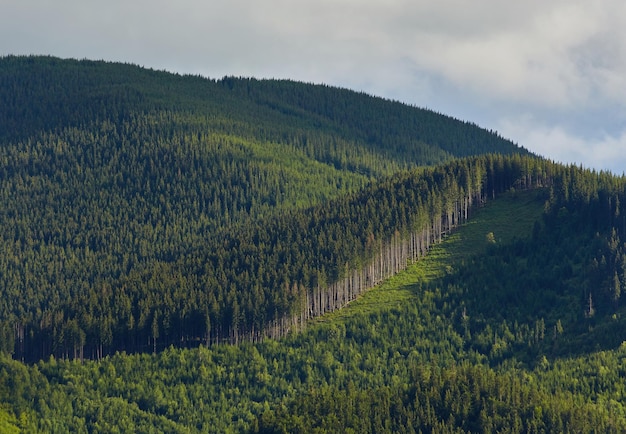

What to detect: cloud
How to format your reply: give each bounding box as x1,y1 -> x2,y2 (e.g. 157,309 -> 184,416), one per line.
1,0 -> 626,173
397,1 -> 626,108
498,115 -> 626,175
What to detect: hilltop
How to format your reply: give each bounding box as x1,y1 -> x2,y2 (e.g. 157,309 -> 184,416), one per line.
0,55 -> 528,361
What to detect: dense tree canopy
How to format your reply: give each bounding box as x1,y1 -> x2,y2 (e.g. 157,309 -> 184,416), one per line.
3,55 -> 626,432
2,165 -> 626,431
0,56 -> 530,361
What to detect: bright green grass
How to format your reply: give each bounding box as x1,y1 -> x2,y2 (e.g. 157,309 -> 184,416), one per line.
0,406 -> 19,434
314,188 -> 547,324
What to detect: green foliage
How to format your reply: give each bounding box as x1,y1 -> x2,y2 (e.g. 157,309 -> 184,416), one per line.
0,405 -> 20,434
2,163 -> 626,432
0,54 -> 533,361
3,55 -> 626,432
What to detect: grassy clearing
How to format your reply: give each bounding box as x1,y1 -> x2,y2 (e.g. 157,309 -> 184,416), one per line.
313,188 -> 547,325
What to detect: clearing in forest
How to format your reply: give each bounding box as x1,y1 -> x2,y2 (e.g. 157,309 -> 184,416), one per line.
313,188 -> 546,324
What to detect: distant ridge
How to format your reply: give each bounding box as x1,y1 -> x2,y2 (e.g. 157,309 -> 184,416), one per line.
0,55 -> 528,160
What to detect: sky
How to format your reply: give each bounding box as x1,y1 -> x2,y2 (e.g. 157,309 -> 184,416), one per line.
2,0 -> 625,174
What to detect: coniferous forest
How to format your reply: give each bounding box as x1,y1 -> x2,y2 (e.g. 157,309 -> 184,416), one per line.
2,55 -> 626,432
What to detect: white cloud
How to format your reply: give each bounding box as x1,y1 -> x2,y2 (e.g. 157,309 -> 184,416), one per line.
498,115 -> 626,175
1,0 -> 626,172
399,2 -> 620,107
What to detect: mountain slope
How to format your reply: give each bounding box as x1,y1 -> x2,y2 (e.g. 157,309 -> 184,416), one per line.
3,165 -> 626,432
0,55 -> 530,361
2,54 -> 626,430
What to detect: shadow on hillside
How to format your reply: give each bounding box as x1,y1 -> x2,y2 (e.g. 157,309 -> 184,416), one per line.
426,233 -> 626,366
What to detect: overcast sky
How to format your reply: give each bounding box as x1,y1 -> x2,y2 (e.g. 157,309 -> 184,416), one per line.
2,0 -> 625,174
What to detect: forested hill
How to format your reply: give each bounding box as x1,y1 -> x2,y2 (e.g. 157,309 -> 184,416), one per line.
5,55 -> 626,432
2,158 -> 626,432
0,55 -> 530,361
0,55 -> 526,166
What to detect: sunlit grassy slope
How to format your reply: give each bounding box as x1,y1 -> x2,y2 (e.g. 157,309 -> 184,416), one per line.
314,188 -> 547,324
